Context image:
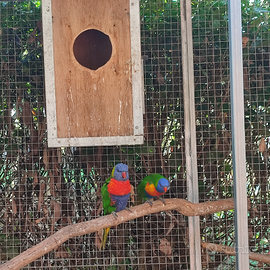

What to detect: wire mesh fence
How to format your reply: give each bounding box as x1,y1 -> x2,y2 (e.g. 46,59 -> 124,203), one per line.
192,1 -> 234,268
0,0 -> 269,269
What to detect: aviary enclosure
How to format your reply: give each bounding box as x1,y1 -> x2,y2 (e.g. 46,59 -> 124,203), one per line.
0,0 -> 269,269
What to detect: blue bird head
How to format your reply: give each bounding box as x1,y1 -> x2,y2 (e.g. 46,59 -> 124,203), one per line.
113,163 -> 129,181
156,178 -> 170,193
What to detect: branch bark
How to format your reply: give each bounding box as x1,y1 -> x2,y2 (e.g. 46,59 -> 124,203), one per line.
201,242 -> 270,264
0,198 -> 242,270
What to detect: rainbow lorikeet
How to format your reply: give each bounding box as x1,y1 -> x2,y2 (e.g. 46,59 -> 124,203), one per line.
138,174 -> 169,205
101,163 -> 131,249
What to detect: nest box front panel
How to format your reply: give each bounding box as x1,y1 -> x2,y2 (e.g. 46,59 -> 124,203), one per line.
42,0 -> 144,146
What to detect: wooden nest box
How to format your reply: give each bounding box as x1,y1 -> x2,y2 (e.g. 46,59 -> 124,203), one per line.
42,0 -> 144,147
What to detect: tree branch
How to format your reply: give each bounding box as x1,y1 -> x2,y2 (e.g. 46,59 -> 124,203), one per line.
0,198 -> 243,270
201,242 -> 270,264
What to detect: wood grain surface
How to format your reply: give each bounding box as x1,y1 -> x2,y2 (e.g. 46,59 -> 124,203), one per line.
51,0 -> 133,138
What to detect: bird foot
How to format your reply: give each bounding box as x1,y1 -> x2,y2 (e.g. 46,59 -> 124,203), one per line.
111,211 -> 118,220
145,200 -> 153,207
158,197 -> 166,205
125,207 -> 132,213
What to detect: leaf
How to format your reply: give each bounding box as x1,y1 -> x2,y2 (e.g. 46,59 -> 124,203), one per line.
156,71 -> 165,85
242,37 -> 249,48
184,228 -> 189,246
159,238 -> 172,259
50,199 -> 61,235
43,148 -> 49,170
12,192 -> 17,215
33,172 -> 38,189
95,230 -> 103,250
248,227 -> 254,238
30,128 -> 39,156
57,148 -> 62,164
6,247 -> 19,259
35,217 -> 45,224
165,221 -> 176,236
139,145 -> 156,155
38,121 -> 46,143
21,101 -> 33,127
56,174 -> 61,190
259,137 -> 266,153
96,199 -> 103,216
36,20 -> 43,32
243,66 -> 249,92
55,246 -> 69,258
51,200 -> 61,224
250,17 -> 263,26
37,180 -> 45,211
49,171 -> 56,197
27,31 -> 36,44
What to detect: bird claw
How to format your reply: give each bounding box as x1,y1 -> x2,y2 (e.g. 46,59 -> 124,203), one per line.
111,211 -> 118,220
125,207 -> 132,213
145,200 -> 153,207
158,197 -> 166,205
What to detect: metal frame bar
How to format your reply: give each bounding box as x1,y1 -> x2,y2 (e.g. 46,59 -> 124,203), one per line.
180,0 -> 202,269
228,1 -> 249,269
42,0 -> 144,147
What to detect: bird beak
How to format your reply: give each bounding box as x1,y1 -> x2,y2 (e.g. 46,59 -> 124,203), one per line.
122,172 -> 126,179
164,187 -> 167,192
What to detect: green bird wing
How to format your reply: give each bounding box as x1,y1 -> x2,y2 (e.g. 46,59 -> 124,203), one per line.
137,178 -> 147,200
138,174 -> 163,200
101,175 -> 116,216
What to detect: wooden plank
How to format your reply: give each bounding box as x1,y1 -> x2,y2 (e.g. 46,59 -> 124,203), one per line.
181,0 -> 202,269
51,0 -> 133,138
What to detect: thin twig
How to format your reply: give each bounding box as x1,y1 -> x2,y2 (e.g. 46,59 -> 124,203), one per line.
201,242 -> 270,264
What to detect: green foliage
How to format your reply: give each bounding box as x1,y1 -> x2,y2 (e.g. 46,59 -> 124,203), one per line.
0,234 -> 20,260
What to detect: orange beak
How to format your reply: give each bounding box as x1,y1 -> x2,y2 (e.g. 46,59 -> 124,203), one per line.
122,172 -> 126,179
164,187 -> 168,193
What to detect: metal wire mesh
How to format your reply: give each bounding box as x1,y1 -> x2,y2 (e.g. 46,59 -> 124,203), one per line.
192,1 -> 270,269
192,1 -> 234,268
242,1 -> 270,269
0,0 -> 269,269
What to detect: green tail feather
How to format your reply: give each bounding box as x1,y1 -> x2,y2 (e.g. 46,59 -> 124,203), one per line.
101,227 -> 111,250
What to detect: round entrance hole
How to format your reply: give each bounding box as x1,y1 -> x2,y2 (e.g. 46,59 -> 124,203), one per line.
73,29 -> 112,70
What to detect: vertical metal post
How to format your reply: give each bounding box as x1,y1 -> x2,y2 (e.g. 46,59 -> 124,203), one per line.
228,1 -> 250,269
181,1 -> 202,269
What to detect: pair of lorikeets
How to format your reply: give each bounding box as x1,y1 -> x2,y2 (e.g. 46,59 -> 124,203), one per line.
101,163 -> 170,249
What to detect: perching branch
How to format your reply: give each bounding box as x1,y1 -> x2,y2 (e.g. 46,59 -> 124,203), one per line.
0,198 -> 243,270
201,242 -> 270,264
